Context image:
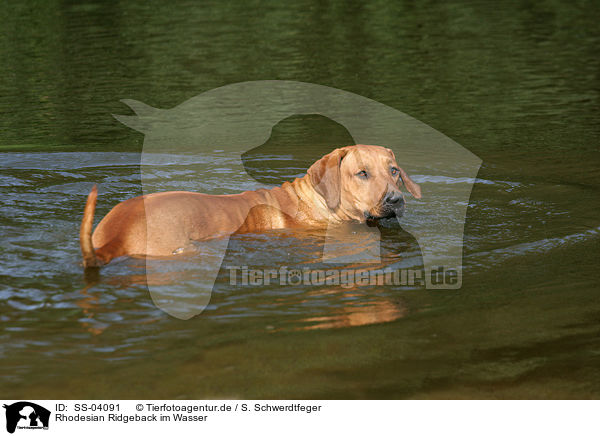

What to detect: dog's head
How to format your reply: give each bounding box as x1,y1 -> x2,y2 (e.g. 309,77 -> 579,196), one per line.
308,144 -> 421,222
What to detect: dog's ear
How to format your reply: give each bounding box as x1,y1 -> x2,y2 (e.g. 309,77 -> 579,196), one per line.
398,167 -> 422,199
307,147 -> 350,210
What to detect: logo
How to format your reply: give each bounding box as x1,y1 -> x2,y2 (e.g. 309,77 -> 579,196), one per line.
3,402 -> 50,434
114,80 -> 481,319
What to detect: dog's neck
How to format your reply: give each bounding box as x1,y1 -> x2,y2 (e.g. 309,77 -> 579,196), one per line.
231,174 -> 357,231
268,175 -> 354,226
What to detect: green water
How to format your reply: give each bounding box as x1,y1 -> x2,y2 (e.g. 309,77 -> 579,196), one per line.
1,0 -> 599,399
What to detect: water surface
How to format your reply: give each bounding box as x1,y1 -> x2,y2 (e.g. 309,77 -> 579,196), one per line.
1,0 -> 599,398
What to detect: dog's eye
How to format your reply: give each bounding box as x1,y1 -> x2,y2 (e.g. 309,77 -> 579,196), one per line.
356,170 -> 369,179
391,167 -> 399,177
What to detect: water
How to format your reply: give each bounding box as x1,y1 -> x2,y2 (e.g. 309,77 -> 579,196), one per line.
1,0 -> 599,398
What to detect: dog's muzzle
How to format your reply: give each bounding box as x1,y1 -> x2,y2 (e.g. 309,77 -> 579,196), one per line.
383,191 -> 405,218
384,191 -> 404,208
366,191 -> 405,220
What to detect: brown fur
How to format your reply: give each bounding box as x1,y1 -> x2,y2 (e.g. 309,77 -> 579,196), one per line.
80,144 -> 421,267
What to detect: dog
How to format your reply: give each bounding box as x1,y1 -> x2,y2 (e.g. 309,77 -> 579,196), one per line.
80,144 -> 421,267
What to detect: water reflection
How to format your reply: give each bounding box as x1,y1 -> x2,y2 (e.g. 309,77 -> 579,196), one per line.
298,297 -> 407,330
75,221 -> 422,333
77,286 -> 106,336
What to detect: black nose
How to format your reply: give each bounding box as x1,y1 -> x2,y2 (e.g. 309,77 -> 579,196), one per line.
384,191 -> 404,205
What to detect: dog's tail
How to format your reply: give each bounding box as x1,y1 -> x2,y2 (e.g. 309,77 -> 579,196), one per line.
80,185 -> 100,268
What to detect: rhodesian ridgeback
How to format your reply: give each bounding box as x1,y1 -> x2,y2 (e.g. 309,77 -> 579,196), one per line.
80,144 -> 422,267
